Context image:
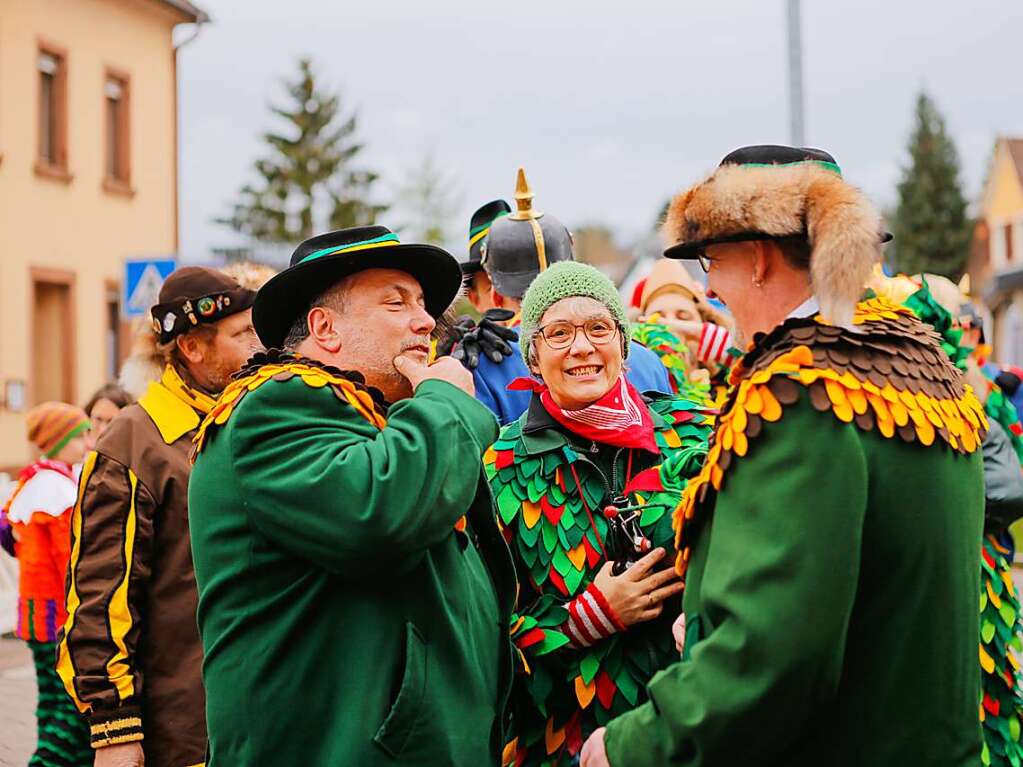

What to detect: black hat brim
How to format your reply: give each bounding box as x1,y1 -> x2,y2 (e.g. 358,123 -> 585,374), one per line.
459,260 -> 484,276
253,244 -> 461,349
664,230 -> 893,260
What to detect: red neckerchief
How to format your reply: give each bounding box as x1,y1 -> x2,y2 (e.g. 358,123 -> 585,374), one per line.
509,375 -> 657,452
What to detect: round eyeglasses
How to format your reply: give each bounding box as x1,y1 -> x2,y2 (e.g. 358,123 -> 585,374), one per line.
696,250 -> 712,273
537,318 -> 619,350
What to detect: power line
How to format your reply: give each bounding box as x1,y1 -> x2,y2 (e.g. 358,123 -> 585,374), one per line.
787,0 -> 806,146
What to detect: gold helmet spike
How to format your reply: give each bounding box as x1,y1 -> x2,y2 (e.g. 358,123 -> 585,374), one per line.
508,167 -> 548,271
510,167 -> 543,221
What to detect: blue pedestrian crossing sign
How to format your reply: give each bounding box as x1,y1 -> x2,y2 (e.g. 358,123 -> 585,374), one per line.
123,259 -> 176,318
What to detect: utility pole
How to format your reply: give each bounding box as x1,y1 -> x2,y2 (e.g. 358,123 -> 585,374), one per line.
787,0 -> 806,146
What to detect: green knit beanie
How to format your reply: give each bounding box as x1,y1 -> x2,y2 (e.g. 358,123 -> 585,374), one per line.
520,261 -> 630,366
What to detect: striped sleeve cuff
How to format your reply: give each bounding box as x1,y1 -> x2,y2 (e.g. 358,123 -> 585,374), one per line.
697,323 -> 733,365
89,707 -> 144,749
563,583 -> 627,648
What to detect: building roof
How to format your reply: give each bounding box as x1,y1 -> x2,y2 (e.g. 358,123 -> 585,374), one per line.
1006,138 -> 1023,185
153,0 -> 209,22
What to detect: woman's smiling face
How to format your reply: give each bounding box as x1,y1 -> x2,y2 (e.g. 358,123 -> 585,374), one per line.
530,296 -> 624,410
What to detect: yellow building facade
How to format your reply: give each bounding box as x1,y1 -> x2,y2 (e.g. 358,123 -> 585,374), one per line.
968,138 -> 1023,366
0,0 -> 205,469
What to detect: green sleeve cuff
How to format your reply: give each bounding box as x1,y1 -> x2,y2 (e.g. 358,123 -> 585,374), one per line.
604,701 -> 664,767
414,379 -> 498,450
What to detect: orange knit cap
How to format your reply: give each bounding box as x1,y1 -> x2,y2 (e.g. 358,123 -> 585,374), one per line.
26,402 -> 90,458
639,260 -> 708,314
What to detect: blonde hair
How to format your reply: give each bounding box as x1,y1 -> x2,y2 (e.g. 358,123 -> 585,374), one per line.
220,261 -> 277,291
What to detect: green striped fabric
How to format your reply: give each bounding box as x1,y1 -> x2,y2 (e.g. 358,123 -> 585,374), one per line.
27,640 -> 92,766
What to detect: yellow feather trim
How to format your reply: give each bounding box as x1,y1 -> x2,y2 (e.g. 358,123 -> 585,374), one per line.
672,334 -> 988,578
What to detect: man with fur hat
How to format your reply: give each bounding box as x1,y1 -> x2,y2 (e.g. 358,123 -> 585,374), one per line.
581,146 -> 987,766
472,169 -> 672,424
57,267 -> 256,767
188,225 -> 516,766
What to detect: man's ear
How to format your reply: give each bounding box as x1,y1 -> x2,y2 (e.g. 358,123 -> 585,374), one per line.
491,287 -> 505,308
751,241 -> 770,287
175,332 -> 205,365
307,307 -> 342,354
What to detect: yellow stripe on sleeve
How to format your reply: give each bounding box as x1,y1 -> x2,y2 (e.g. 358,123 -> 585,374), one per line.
104,468 -> 140,700
56,450 -> 99,713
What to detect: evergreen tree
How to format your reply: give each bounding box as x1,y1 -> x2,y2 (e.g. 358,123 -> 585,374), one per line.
393,155 -> 460,246
891,92 -> 972,277
219,58 -> 385,243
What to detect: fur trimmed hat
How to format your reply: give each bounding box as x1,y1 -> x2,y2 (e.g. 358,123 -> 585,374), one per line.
661,145 -> 890,329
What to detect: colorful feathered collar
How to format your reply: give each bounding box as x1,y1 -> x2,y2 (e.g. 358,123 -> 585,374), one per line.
192,349 -> 388,459
672,298 -> 989,578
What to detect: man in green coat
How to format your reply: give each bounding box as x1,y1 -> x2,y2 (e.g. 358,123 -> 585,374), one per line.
189,225 -> 517,766
582,146 -> 987,766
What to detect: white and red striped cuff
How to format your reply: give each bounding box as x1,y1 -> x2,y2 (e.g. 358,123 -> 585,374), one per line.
697,323 -> 733,365
563,583 -> 627,648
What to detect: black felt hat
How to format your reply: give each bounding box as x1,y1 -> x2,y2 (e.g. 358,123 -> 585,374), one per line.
253,225 -> 461,349
462,200 -> 511,274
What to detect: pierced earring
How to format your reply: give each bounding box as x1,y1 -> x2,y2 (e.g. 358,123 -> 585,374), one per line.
753,278 -> 764,288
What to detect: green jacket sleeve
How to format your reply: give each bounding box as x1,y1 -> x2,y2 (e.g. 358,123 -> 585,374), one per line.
604,400 -> 868,766
228,378 -> 498,576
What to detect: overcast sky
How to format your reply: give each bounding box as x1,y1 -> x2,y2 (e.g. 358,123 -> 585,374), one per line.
177,0 -> 1023,262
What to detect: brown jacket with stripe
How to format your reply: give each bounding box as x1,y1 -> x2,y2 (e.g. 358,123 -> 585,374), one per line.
57,366 -> 212,767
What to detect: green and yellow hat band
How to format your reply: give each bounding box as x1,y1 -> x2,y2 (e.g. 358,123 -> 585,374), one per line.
299,233 -> 400,265
741,159 -> 842,176
468,211 -> 510,249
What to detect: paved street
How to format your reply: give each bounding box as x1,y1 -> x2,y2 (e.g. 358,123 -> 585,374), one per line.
0,638 -> 37,766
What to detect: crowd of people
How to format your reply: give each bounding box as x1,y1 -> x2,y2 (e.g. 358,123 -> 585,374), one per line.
3,143 -> 1023,767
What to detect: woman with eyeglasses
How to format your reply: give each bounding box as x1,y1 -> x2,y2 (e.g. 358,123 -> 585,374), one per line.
485,262 -> 713,767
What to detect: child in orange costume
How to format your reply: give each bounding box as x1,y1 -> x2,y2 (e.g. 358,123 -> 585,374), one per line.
1,401 -> 92,766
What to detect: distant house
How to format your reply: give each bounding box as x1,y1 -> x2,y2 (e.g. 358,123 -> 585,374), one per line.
0,0 -> 207,470
967,137 -> 1023,366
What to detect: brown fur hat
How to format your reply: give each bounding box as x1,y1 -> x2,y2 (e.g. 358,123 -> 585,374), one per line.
661,145 -> 887,329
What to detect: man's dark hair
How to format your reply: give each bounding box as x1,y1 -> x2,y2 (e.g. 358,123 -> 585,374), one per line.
776,236 -> 811,270
281,281 -> 350,351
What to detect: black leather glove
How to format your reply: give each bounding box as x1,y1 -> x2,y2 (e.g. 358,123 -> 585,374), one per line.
452,309 -> 518,369
435,315 -> 477,358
